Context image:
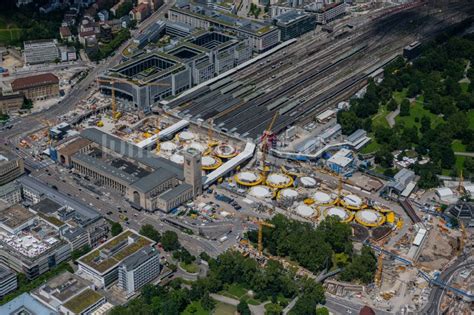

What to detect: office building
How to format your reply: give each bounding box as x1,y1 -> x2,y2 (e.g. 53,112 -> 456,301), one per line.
0,266 -> 17,297
0,93 -> 24,114
0,149 -> 24,186
18,176 -> 109,248
117,246 -> 160,297
0,181 -> 22,205
168,5 -> 281,52
0,204 -> 71,279
306,1 -> 347,24
77,230 -> 155,288
0,292 -> 58,315
32,271 -> 106,314
326,148 -> 353,174
11,73 -> 59,101
23,39 -> 60,65
99,30 -> 251,110
273,10 -> 316,40
64,128 -> 197,212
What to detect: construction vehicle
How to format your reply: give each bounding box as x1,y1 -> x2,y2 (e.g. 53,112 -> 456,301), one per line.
255,220 -> 275,256
96,121 -> 104,127
259,111 -> 279,180
457,170 -> 466,194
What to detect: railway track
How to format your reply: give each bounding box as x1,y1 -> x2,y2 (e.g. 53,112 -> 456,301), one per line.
173,0 -> 474,139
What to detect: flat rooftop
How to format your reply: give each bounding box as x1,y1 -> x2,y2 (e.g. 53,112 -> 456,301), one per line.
0,148 -> 18,163
274,10 -> 311,24
78,230 -> 153,274
30,198 -> 63,215
169,45 -> 204,60
0,219 -> 63,260
35,271 -> 91,303
107,52 -> 185,84
62,288 -> 103,314
0,204 -> 35,230
171,6 -> 276,35
190,31 -> 233,50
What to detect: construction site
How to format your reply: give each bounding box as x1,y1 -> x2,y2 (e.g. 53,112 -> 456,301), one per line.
4,1 -> 471,314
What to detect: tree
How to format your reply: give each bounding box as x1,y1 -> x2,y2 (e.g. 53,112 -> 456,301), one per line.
139,224 -> 161,242
399,98 -> 410,116
21,98 -> 33,110
111,221 -> 123,236
387,98 -> 398,111
265,303 -> 283,315
141,283 -> 159,304
374,148 -> 394,168
201,292 -> 215,311
199,251 -> 211,262
161,230 -> 180,251
339,246 -> 377,284
316,307 -> 330,315
291,279 -> 325,315
420,116 -> 431,133
71,245 -> 91,260
440,145 -> 455,169
237,299 -> 251,315
115,0 -> 133,18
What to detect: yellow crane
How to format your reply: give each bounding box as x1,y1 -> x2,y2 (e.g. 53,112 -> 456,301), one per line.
375,238 -> 387,287
96,78 -> 121,120
459,221 -> 466,254
155,116 -> 161,154
207,119 -> 219,147
255,220 -> 275,256
260,111 -> 279,179
457,170 -> 466,195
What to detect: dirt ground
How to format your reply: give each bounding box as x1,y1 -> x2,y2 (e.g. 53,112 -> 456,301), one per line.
417,228 -> 457,270
1,53 -> 23,70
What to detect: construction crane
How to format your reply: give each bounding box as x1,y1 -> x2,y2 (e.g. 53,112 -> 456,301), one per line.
375,238 -> 388,287
459,222 -> 466,254
260,112 -> 279,179
457,170 -> 466,195
255,220 -> 275,256
96,78 -> 120,120
207,119 -> 219,147
155,116 -> 161,154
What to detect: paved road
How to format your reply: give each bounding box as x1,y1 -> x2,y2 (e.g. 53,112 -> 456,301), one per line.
325,295 -> 391,315
422,258 -> 474,315
386,106 -> 399,128
454,152 -> 474,157
1,2 -> 174,140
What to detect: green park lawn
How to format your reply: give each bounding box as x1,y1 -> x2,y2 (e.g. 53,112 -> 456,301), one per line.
213,302 -> 236,315
371,105 -> 390,129
452,140 -> 467,173
218,283 -> 263,305
468,110 -> 474,129
181,301 -> 209,315
0,29 -> 22,44
179,262 -> 199,273
395,95 -> 443,130
220,283 -> 247,300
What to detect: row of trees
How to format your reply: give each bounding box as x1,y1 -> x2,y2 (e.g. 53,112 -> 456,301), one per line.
109,246 -> 328,315
89,28 -> 131,61
248,215 -> 377,285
